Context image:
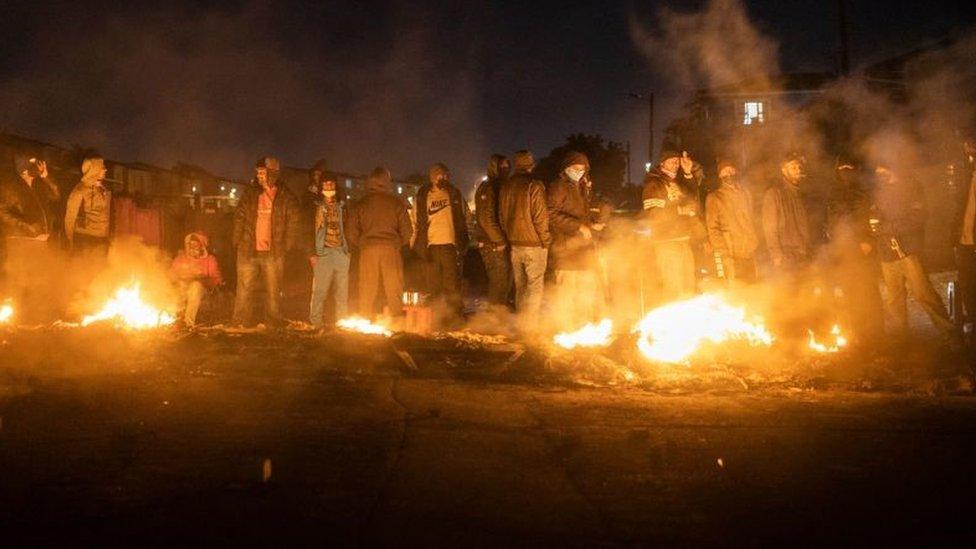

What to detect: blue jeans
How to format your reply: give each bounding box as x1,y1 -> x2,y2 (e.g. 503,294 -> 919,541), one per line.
510,246 -> 547,328
233,252 -> 284,325
310,248 -> 350,326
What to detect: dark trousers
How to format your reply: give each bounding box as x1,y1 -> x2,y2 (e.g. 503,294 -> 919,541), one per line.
358,244 -> 404,317
958,245 -> 976,323
424,244 -> 461,313
232,252 -> 284,325
72,233 -> 110,257
479,245 -> 511,306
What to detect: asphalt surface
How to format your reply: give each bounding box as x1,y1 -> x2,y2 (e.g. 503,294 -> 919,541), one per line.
1,327 -> 976,546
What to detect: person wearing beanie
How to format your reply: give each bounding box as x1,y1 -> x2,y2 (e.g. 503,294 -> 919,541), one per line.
762,152 -> 811,273
64,155 -> 112,256
346,167 -> 413,318
231,155 -> 301,327
306,163 -> 351,328
641,149 -> 703,303
547,150 -> 606,327
474,154 -> 511,308
0,153 -> 61,240
413,162 -> 470,324
705,160 -> 759,283
498,149 -> 550,330
170,232 -> 223,328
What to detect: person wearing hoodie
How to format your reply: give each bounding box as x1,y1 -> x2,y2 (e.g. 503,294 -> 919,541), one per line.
498,150 -> 551,328
705,159 -> 759,283
170,232 -> 223,327
642,149 -> 702,301
231,156 -> 301,327
308,171 -> 350,327
413,163 -> 470,320
475,154 -> 511,307
0,154 -> 61,240
65,155 -> 112,256
346,167 -> 413,318
547,151 -> 606,325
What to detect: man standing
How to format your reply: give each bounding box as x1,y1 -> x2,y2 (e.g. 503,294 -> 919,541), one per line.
308,173 -> 350,327
763,152 -> 811,274
548,151 -> 605,325
705,159 -> 759,283
873,162 -> 954,336
413,163 -> 469,321
826,155 -> 883,343
954,140 -> 976,337
642,149 -> 701,302
498,150 -> 550,329
231,156 -> 301,327
65,155 -> 112,256
475,154 -> 511,307
0,154 -> 61,322
346,167 -> 413,318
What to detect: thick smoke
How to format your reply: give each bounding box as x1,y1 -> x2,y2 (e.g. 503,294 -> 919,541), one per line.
0,2 -> 486,188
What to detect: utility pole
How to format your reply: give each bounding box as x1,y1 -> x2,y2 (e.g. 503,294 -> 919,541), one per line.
626,140 -> 632,185
628,91 -> 656,167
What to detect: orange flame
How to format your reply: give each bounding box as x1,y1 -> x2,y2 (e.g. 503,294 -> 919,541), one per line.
81,284 -> 175,329
337,316 -> 393,337
634,294 -> 774,364
808,324 -> 848,353
554,319 -> 614,349
0,299 -> 13,324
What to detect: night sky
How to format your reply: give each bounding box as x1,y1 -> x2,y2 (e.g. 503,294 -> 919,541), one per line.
1,0 -> 973,188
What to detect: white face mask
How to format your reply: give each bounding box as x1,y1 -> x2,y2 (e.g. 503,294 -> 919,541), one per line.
565,167 -> 585,182
323,190 -> 336,198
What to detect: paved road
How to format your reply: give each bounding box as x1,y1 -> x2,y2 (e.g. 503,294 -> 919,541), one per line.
1,328 -> 975,545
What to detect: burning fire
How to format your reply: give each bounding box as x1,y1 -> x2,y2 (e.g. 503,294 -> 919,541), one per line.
554,319 -> 614,349
0,299 -> 13,324
634,294 -> 774,364
337,316 -> 393,337
81,284 -> 175,329
808,324 -> 848,353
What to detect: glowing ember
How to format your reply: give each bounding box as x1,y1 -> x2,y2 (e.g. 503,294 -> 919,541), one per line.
554,319 -> 614,349
337,316 -> 393,337
808,324 -> 848,353
81,284 -> 175,329
634,294 -> 774,364
0,300 -> 13,324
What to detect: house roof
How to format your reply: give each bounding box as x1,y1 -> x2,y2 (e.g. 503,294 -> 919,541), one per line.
697,72 -> 836,98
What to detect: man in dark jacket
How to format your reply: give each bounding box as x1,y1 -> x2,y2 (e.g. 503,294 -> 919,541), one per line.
498,150 -> 550,328
872,163 -> 954,335
642,149 -> 702,302
825,156 -> 883,344
548,151 -> 605,326
347,167 -> 413,318
763,152 -> 812,274
0,154 -> 62,322
231,156 -> 301,326
954,139 -> 976,334
475,154 -> 511,307
705,159 -> 759,283
413,163 -> 469,320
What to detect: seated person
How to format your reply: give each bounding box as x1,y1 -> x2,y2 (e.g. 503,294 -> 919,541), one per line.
170,232 -> 223,327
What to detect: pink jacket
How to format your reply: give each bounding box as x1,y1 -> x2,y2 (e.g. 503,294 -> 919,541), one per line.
170,232 -> 223,288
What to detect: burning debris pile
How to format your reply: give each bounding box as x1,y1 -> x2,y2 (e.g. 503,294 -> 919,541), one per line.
0,299 -> 13,325
80,284 -> 175,330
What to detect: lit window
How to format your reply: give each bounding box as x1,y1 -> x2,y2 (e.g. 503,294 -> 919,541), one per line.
397,185 -> 403,194
346,179 -> 353,189
743,101 -> 764,125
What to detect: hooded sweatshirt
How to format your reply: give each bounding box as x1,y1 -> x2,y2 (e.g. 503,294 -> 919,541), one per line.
547,151 -> 596,270
65,157 -> 112,241
474,155 -> 508,245
171,232 -> 223,288
346,171 -> 413,248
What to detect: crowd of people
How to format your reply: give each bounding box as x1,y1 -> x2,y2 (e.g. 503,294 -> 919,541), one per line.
1,140 -> 975,347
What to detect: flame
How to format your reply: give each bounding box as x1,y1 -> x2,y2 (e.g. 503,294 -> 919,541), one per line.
337,316 -> 393,337
554,319 -> 614,349
0,300 -> 13,324
81,284 -> 175,329
634,294 -> 774,364
808,324 -> 848,353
